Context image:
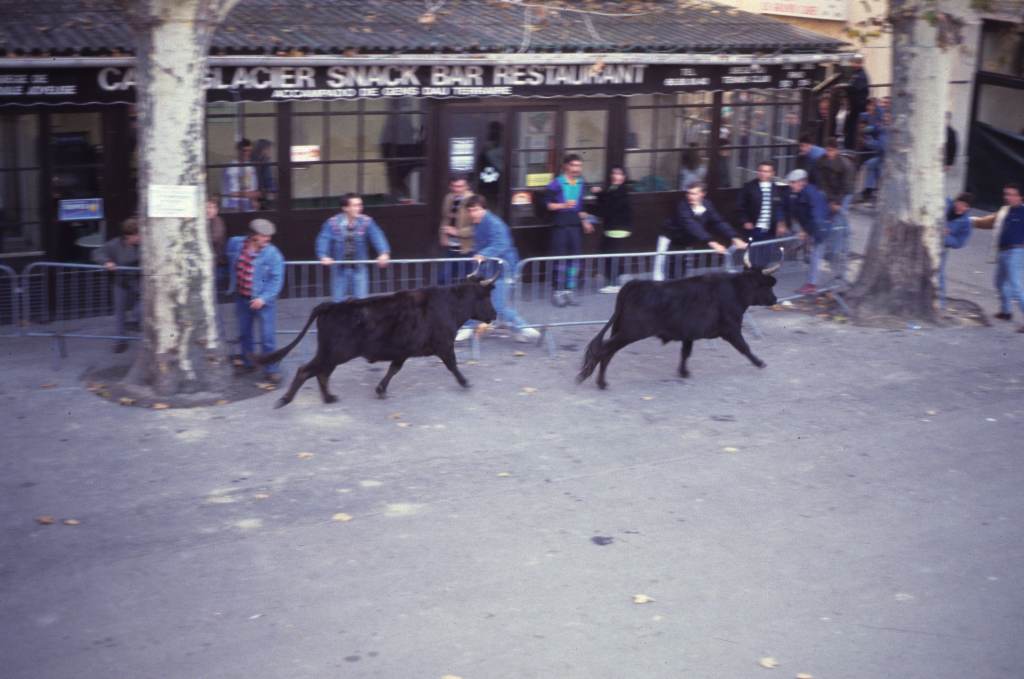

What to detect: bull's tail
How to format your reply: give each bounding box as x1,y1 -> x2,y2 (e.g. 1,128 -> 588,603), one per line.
576,312 -> 616,384
255,302 -> 330,366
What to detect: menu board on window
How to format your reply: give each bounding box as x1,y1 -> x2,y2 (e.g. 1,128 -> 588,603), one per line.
449,137 -> 476,172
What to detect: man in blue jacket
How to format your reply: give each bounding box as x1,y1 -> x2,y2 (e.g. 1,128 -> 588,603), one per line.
227,218 -> 285,382
546,154 -> 594,307
316,193 -> 391,301
939,193 -> 973,306
464,195 -> 541,343
786,169 -> 830,295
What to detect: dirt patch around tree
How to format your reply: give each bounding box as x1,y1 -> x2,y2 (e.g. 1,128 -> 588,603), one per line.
84,363 -> 281,409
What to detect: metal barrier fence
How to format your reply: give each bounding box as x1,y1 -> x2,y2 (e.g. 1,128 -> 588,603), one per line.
0,264 -> 19,337
4,231 -> 851,361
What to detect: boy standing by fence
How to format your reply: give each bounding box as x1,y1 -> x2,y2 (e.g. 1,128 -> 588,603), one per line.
92,217 -> 141,353
546,154 -> 594,307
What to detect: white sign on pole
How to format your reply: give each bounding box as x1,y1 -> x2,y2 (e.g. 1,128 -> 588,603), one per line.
147,184 -> 199,218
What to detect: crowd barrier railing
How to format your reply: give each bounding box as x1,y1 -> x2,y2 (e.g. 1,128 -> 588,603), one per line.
13,257 -> 507,364
0,264 -> 19,337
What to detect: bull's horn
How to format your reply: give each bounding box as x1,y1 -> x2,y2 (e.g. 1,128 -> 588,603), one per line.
467,260 -> 501,285
743,249 -> 751,269
762,248 -> 783,274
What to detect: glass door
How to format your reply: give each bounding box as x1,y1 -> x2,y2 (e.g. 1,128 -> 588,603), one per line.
49,111 -> 105,261
443,109 -> 509,220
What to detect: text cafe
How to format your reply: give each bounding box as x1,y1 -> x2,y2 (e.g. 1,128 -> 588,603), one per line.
0,56 -> 839,263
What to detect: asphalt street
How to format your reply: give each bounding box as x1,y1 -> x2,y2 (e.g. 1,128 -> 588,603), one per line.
1,210 -> 1021,679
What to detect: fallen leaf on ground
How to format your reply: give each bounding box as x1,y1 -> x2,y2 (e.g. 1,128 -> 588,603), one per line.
296,452 -> 314,460
758,657 -> 779,669
722,446 -> 739,453
641,395 -> 654,401
257,383 -> 276,391
62,518 -> 80,526
925,409 -> 937,416
35,515 -> 55,525
796,674 -> 813,679
118,397 -> 136,406
513,350 -> 526,357
465,359 -> 479,365
440,675 -> 464,679
396,422 -> 411,428
388,412 -> 402,420
332,513 -> 353,522
86,383 -> 105,392
215,399 -> 230,406
496,471 -> 512,477
39,383 -> 56,389
632,594 -> 654,604
152,402 -> 170,410
253,493 -> 271,500
418,11 -> 436,23
520,387 -> 537,394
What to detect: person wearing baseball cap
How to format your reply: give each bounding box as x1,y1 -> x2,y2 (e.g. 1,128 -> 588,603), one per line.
226,218 -> 285,382
786,168 -> 830,295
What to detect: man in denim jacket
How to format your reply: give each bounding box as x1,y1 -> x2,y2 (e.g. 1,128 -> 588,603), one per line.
227,219 -> 285,381
316,193 -> 391,302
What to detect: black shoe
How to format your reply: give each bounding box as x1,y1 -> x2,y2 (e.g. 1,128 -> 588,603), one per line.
113,341 -> 128,354
994,312 -> 1012,321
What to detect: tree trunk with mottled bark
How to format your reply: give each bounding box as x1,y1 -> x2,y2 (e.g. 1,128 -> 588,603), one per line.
847,0 -> 958,323
124,0 -> 239,397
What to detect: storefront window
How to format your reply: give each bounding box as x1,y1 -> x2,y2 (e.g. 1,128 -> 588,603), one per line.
289,100 -> 425,208
721,89 -> 802,185
564,109 -> 608,182
206,102 -> 278,212
626,95 -> 712,192
0,114 -> 42,256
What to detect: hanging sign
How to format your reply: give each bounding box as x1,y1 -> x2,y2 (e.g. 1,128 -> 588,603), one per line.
58,198 -> 104,221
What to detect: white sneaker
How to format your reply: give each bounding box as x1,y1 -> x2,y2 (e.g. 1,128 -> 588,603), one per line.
514,327 -> 541,343
599,285 -> 621,294
455,327 -> 473,342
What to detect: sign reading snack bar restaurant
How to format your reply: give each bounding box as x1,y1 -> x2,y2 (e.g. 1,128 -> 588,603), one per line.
0,62 -> 826,106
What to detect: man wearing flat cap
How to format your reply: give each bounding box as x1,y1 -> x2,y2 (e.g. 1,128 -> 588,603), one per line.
786,169 -> 830,296
226,218 -> 285,382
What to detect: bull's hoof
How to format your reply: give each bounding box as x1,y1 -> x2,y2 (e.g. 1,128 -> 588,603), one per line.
597,381 -> 608,390
375,387 -> 387,399
273,397 -> 290,409
754,360 -> 766,369
678,369 -> 690,378
459,380 -> 470,389
323,394 -> 338,404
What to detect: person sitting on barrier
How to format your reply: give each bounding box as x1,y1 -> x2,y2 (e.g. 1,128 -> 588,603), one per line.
737,159 -> 788,267
92,217 -> 142,354
655,182 -> 747,281
593,165 -> 634,293
317,193 -> 391,302
546,153 -> 594,307
227,219 -> 285,383
939,192 -> 973,305
463,195 -> 541,344
785,169 -> 830,296
437,173 -> 476,286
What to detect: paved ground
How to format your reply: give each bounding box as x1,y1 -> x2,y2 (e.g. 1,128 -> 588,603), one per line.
1,210 -> 1022,679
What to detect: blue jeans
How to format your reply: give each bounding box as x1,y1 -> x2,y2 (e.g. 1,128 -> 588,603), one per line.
551,225 -> 582,290
235,296 -> 278,374
864,157 -> 883,190
330,264 -> 369,302
826,195 -> 852,256
437,249 -> 474,286
996,247 -> 1024,315
807,236 -> 827,286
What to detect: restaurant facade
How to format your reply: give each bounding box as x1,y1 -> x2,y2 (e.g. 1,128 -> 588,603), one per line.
0,0 -> 850,264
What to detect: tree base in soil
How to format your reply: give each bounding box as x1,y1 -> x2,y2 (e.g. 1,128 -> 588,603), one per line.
94,360 -> 279,409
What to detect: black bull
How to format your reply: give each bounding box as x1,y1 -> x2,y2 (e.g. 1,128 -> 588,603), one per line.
256,278 -> 497,407
576,269 -> 778,389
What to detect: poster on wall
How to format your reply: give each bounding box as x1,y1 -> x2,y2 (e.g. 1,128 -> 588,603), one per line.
58,198 -> 104,221
759,0 -> 847,21
449,137 -> 476,172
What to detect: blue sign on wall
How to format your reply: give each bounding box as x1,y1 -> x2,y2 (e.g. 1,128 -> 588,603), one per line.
58,198 -> 104,221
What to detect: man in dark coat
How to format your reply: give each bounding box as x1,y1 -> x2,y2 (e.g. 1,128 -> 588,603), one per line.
844,57 -> 870,151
